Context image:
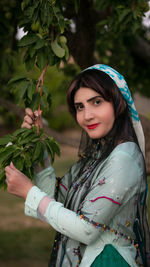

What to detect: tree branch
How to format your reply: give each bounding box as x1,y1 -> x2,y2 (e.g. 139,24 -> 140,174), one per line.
0,98 -> 80,148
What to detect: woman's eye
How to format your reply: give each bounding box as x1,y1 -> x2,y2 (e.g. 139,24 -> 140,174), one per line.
75,104 -> 84,111
94,99 -> 102,105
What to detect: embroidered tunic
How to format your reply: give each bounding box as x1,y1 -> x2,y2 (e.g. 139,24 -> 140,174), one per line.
25,142 -> 145,267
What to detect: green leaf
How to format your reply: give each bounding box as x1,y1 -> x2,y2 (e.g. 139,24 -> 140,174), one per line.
13,128 -> 29,137
37,49 -> 47,70
0,135 -> 14,145
97,19 -> 108,27
0,171 -> 5,181
25,6 -> 36,19
24,152 -> 32,168
118,9 -> 131,23
34,38 -> 45,50
0,171 -> 6,190
42,85 -> 49,97
30,92 -> 41,111
18,34 -> 39,47
27,82 -> 35,101
12,149 -> 22,158
8,75 -> 27,85
0,146 -> 14,164
25,55 -> 36,71
48,138 -> 60,156
28,45 -> 36,58
24,166 -> 34,180
45,139 -> 54,163
0,147 -> 7,154
33,141 -> 42,161
19,133 -> 36,145
46,46 -> 55,66
21,128 -> 34,139
51,39 -> 65,58
61,43 -> 69,61
17,80 -> 29,103
12,157 -> 24,171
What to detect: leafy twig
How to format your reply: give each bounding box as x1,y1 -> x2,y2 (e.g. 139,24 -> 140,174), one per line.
36,63 -> 48,135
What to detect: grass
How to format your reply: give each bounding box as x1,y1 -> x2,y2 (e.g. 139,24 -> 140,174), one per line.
0,228 -> 55,261
0,148 -> 149,267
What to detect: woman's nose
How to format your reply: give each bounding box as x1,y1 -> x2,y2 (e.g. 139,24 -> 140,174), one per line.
84,108 -> 94,120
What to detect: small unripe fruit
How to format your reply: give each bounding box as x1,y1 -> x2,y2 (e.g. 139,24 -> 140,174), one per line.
59,36 -> 67,44
31,21 -> 40,32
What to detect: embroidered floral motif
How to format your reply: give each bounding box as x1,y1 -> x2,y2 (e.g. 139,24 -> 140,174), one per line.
72,182 -> 78,190
98,177 -> 105,185
73,246 -> 82,267
125,220 -> 130,227
73,248 -> 79,256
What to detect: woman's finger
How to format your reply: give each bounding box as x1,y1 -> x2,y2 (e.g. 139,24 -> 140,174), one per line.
21,122 -> 32,129
9,162 -> 19,172
25,107 -> 34,118
33,110 -> 43,128
24,115 -> 33,124
5,166 -> 12,174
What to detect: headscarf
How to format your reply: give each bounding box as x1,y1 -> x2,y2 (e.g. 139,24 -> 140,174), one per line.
82,64 -> 150,266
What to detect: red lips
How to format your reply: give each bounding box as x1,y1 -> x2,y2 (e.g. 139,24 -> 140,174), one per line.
87,123 -> 99,129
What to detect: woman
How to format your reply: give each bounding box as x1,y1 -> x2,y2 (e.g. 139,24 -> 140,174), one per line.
5,64 -> 150,266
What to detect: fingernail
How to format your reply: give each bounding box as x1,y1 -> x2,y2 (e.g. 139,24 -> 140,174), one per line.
34,111 -> 39,117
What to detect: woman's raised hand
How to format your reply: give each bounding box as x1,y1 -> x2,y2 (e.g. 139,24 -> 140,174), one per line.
21,107 -> 43,129
5,162 -> 34,200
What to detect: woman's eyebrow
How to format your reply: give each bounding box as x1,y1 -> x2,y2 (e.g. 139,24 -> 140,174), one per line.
87,95 -> 102,102
74,102 -> 82,106
74,95 -> 102,105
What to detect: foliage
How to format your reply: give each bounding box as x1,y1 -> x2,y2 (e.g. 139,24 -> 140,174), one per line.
19,0 -> 70,71
8,75 -> 51,111
0,0 -> 150,190
0,127 -> 60,189
94,0 -> 150,96
95,0 -> 149,34
1,0 -> 150,121
0,0 -> 74,190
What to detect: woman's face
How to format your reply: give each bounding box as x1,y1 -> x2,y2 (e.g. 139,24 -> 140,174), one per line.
74,87 -> 115,139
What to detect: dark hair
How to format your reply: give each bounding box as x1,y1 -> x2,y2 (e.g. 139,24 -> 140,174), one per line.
67,69 -> 139,158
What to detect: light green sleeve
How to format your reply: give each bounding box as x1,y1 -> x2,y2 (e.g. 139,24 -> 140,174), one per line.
33,160 -> 81,202
34,166 -> 56,197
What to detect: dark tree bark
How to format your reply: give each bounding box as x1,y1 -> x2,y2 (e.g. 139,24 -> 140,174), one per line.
64,1 -> 150,68
64,0 -> 107,68
133,36 -> 150,64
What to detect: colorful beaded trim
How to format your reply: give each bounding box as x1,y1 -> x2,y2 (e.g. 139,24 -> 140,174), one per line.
77,212 -> 137,245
